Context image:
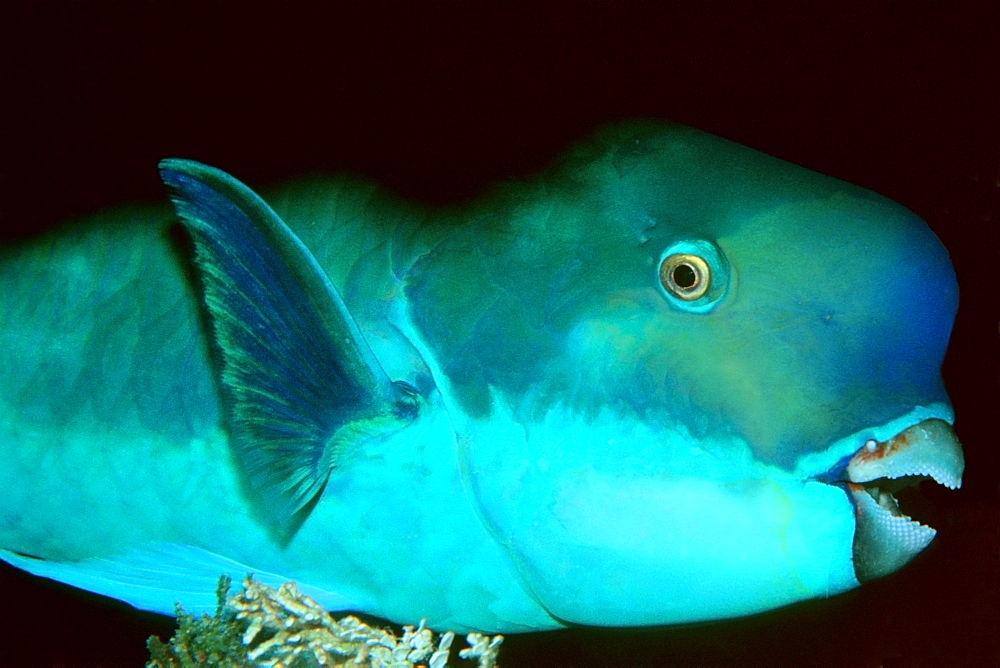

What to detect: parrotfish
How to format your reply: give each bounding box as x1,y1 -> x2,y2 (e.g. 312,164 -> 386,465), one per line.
0,122 -> 963,632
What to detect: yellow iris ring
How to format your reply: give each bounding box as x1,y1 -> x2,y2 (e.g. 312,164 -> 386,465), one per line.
659,253 -> 711,301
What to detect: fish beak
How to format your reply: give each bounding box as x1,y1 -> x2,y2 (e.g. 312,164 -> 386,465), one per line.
840,418 -> 964,581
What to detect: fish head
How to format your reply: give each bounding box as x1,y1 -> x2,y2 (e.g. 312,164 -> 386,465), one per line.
441,123 -> 963,626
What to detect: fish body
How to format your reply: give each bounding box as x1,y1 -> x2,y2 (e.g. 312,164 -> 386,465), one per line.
0,122 -> 963,632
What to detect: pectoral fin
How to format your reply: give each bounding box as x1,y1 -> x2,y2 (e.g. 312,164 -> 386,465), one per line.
159,159 -> 417,528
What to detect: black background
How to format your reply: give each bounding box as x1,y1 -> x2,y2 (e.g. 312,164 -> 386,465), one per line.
1,3 -> 996,665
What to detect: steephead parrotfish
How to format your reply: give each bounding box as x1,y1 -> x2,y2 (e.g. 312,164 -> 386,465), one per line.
0,122 -> 963,632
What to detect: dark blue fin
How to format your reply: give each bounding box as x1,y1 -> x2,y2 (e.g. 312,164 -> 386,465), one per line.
159,159 -> 418,528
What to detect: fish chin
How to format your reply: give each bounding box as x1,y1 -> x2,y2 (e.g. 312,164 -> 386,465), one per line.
826,418 -> 964,581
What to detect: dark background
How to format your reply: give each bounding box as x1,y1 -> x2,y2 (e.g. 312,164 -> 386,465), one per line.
1,3 -> 996,665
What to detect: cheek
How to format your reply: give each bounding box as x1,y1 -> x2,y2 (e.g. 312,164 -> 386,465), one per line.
461,402 -> 860,628
510,467 -> 859,626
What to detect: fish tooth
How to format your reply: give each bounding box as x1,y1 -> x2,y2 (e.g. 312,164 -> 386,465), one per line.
848,482 -> 938,581
846,418 -> 964,489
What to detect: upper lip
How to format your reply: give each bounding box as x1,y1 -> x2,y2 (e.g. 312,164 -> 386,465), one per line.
845,418 -> 964,490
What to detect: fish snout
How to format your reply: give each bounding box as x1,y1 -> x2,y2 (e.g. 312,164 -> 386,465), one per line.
835,418 -> 964,581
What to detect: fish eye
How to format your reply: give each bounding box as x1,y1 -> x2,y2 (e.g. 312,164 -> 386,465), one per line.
659,253 -> 710,300
656,239 -> 731,313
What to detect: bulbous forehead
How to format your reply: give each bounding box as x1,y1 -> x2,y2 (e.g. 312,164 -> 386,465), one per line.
534,122 -> 958,467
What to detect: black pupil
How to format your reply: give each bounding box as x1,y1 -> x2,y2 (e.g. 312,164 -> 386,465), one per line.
672,263 -> 698,289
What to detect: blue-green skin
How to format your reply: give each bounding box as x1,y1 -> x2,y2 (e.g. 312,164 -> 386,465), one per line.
0,122 -> 957,632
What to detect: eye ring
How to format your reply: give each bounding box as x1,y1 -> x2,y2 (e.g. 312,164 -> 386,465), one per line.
656,239 -> 731,313
659,253 -> 711,301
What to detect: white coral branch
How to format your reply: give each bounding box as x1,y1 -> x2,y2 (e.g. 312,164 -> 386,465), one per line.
227,575 -> 501,667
